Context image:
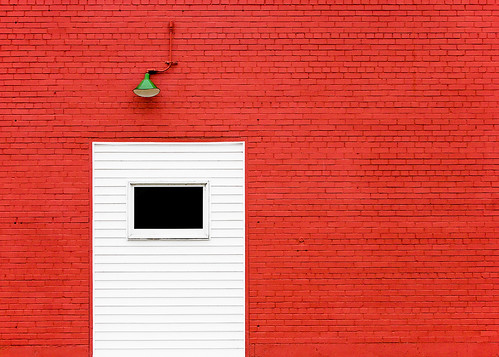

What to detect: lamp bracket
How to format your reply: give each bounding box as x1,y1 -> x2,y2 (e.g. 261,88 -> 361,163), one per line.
148,61 -> 178,74
145,22 -> 178,75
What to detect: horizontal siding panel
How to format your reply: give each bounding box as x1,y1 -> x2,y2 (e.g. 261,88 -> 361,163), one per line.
94,239 -> 243,247
211,220 -> 244,229
96,322 -> 243,332
95,142 -> 243,153
93,187 -> 126,195
94,288 -> 243,298
211,211 -> 244,220
94,263 -> 243,272
94,349 -> 242,357
94,152 -> 244,163
94,271 -> 242,281
93,203 -> 125,212
211,186 -> 244,195
211,203 -> 245,212
94,177 -> 243,187
94,212 -> 126,221
93,221 -> 125,229
95,230 -> 244,241
94,160 -> 243,170
94,306 -> 244,315
212,227 -> 245,236
211,194 -> 244,203
94,340 -> 243,349
94,297 -> 243,306
93,280 -> 244,290
94,246 -> 243,255
94,168 -> 243,178
93,229 -> 126,238
94,254 -> 243,264
93,195 -> 126,204
93,314 -> 244,324
95,331 -> 244,341
96,331 -> 244,341
93,224 -> 244,237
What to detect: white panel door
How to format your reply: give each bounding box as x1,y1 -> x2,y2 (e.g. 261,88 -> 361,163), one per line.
92,142 -> 245,357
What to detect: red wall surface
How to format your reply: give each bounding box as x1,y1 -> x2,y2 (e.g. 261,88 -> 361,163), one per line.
0,1 -> 497,356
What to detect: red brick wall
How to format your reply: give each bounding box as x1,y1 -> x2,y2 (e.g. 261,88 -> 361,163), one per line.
0,1 -> 497,356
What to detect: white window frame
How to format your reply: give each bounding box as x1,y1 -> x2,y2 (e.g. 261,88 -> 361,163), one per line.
127,180 -> 210,240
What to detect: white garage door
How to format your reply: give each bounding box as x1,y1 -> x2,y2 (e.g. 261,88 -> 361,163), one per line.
92,142 -> 245,357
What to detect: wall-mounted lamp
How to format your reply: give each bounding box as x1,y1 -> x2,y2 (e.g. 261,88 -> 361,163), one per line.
133,22 -> 178,98
133,72 -> 160,97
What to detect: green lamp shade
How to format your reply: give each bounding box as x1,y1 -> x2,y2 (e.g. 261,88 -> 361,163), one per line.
133,73 -> 160,97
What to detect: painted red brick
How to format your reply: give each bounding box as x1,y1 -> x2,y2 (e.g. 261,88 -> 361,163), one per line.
0,1 -> 498,356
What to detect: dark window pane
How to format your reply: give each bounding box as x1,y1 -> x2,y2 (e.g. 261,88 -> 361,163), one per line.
134,186 -> 203,229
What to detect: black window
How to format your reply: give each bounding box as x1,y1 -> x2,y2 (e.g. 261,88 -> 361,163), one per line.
134,186 -> 203,229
